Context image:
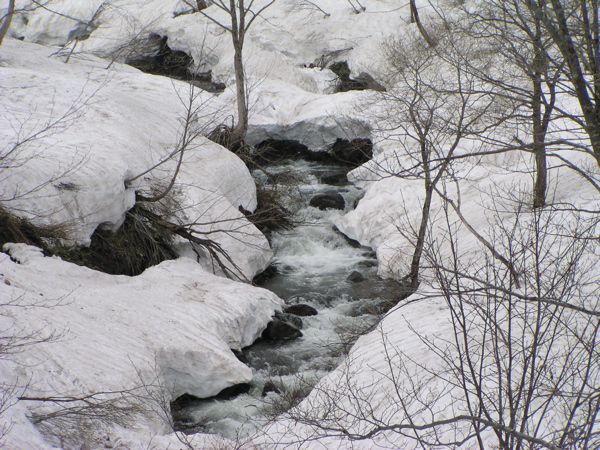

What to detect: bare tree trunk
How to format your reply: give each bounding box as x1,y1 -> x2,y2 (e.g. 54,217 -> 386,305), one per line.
199,0 -> 273,147
409,0 -> 436,47
409,138 -> 433,288
532,11 -> 547,209
0,0 -> 16,46
534,0 -> 600,165
232,44 -> 248,143
409,183 -> 432,288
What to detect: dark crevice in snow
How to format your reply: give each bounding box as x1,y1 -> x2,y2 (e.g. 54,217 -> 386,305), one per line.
126,34 -> 226,93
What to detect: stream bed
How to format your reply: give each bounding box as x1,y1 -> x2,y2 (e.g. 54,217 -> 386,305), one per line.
173,157 -> 402,439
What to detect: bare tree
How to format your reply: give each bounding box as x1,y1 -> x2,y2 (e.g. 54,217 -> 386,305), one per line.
123,82 -> 259,281
409,0 -> 436,47
458,0 -> 583,209
525,0 -> 600,166
273,188 -> 599,449
199,0 -> 275,147
377,34 -> 501,289
0,0 -> 15,46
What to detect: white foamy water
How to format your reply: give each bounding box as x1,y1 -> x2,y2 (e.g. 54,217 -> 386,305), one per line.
174,159 -> 397,439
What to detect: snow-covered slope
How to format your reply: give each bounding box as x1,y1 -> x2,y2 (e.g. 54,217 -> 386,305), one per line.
0,38 -> 270,279
2,0 -> 598,448
0,244 -> 282,448
6,0 -> 409,148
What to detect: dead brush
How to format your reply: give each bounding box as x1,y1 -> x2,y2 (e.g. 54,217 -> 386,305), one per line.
0,206 -> 70,250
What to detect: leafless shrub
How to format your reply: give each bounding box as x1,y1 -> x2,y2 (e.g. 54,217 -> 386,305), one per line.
274,186 -> 599,449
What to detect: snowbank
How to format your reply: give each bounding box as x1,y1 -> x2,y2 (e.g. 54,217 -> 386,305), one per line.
6,0 -> 410,149
0,243 -> 282,447
0,38 -> 269,279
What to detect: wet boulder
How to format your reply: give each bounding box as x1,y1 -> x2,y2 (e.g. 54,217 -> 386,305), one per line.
331,138 -> 373,166
310,192 -> 345,210
275,311 -> 304,330
262,317 -> 303,341
284,304 -> 318,316
254,139 -> 310,164
347,271 -> 366,283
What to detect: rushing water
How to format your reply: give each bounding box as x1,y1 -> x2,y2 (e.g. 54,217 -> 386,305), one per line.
173,158 -> 399,439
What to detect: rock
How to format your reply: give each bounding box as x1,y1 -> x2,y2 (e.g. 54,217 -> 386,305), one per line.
253,264 -> 279,285
347,271 -> 366,283
254,139 -> 310,163
320,171 -> 348,185
310,192 -> 345,210
329,60 -> 386,93
275,311 -> 304,329
262,318 -> 303,341
332,225 -> 362,248
284,304 -> 318,316
331,138 -> 373,166
254,139 -> 338,164
358,260 -> 378,268
329,61 -> 352,80
127,35 -> 193,80
189,71 -> 226,93
354,72 -> 387,92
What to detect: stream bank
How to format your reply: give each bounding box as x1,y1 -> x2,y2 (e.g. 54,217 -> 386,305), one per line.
172,144 -> 411,439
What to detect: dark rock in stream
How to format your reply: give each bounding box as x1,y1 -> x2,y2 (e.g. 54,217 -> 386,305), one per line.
332,225 -> 362,248
321,171 -> 348,185
254,139 -> 340,165
284,304 -> 318,316
262,317 -> 303,341
253,264 -> 279,285
275,311 -> 303,330
347,271 -> 366,283
331,138 -> 373,166
310,192 -> 345,210
358,260 -> 378,268
255,139 -> 310,163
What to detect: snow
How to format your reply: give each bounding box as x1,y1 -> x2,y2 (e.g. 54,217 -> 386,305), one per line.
0,243 -> 282,448
0,38 -> 270,279
1,0 -> 598,448
6,0 -> 403,149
